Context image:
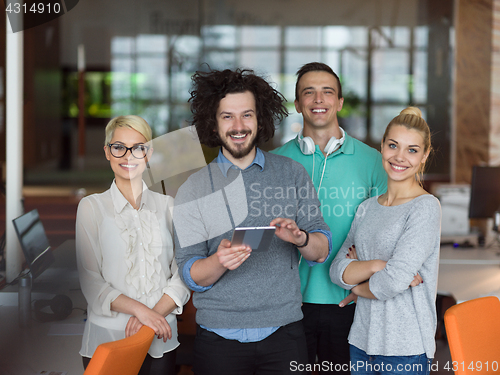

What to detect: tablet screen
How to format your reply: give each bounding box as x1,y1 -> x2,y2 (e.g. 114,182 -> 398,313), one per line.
231,226 -> 276,251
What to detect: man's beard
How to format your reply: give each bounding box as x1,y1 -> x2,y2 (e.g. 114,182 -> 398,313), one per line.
220,131 -> 257,159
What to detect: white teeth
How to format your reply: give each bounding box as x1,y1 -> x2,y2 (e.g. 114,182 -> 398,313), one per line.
231,134 -> 247,139
312,109 -> 326,113
120,164 -> 137,168
392,165 -> 407,171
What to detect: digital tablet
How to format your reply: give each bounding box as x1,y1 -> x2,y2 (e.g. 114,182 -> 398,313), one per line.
231,226 -> 276,252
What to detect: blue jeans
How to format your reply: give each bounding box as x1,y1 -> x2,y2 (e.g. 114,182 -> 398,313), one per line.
349,345 -> 432,375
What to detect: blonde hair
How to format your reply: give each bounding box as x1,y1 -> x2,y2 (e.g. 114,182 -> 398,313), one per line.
104,115 -> 152,146
382,106 -> 432,184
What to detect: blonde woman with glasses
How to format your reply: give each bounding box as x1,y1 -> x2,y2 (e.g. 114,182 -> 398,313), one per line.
76,115 -> 190,375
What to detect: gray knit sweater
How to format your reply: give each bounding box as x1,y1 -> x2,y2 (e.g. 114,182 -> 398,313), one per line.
174,151 -> 330,329
330,195 -> 441,359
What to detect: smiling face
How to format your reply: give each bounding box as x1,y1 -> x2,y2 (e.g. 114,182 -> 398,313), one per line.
216,91 -> 259,164
381,125 -> 429,183
294,71 -> 344,131
104,126 -> 150,184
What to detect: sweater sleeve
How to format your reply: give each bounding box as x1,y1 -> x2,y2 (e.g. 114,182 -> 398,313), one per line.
161,196 -> 191,314
292,161 -> 329,233
173,177 -> 212,287
369,196 -> 441,301
161,255 -> 191,313
329,199 -> 367,290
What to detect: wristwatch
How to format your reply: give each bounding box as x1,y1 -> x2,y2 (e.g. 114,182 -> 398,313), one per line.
297,229 -> 309,248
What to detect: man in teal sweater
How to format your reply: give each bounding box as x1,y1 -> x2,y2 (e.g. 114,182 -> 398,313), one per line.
272,62 -> 387,374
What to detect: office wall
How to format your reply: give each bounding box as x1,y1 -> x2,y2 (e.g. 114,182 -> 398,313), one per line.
490,0 -> 500,165
1,0 -> 456,178
59,0 -> 420,68
23,19 -> 62,168
0,13 -> 5,174
454,0 -> 500,183
0,12 -> 61,169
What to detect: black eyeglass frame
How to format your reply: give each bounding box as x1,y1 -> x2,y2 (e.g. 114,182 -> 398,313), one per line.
107,143 -> 150,159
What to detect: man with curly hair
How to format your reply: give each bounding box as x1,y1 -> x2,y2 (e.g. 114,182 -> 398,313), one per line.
174,68 -> 332,374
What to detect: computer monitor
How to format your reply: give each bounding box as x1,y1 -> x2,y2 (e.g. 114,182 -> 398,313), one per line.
12,209 -> 55,279
468,166 -> 500,220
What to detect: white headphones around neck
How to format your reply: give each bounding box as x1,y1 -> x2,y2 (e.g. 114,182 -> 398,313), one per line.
297,127 -> 346,156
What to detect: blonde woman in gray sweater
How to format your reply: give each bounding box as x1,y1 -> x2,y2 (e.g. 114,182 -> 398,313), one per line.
330,107 -> 441,375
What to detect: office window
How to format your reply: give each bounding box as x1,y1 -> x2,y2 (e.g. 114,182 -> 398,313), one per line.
372,50 -> 410,103
101,22 -> 449,175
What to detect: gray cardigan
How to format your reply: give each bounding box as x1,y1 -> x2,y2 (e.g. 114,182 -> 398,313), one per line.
174,151 -> 330,329
330,195 -> 441,358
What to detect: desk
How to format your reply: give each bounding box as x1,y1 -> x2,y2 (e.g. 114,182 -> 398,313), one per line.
0,239 -> 85,375
438,245 -> 500,302
440,246 -> 500,264
34,239 -> 79,294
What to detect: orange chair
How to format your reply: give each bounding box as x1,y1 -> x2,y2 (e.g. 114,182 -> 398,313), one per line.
444,296 -> 500,375
83,326 -> 155,375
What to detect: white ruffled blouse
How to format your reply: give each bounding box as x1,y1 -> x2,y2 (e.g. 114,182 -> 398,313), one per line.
76,181 -> 190,358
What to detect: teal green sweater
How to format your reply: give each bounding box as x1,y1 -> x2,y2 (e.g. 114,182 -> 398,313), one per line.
272,134 -> 387,304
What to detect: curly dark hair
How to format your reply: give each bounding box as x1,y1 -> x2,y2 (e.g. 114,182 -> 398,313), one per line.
295,62 -> 342,101
189,68 -> 288,148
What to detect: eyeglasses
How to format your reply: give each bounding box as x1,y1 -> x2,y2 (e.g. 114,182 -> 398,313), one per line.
107,143 -> 150,159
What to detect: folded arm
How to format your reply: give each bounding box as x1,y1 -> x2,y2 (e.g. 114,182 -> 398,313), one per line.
342,259 -> 387,285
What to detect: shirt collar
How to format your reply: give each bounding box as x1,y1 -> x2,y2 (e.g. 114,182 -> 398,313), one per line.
340,132 -> 354,155
110,180 -> 156,213
216,147 -> 265,177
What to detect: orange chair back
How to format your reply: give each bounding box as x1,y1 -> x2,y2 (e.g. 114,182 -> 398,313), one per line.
444,296 -> 500,375
83,326 -> 155,375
